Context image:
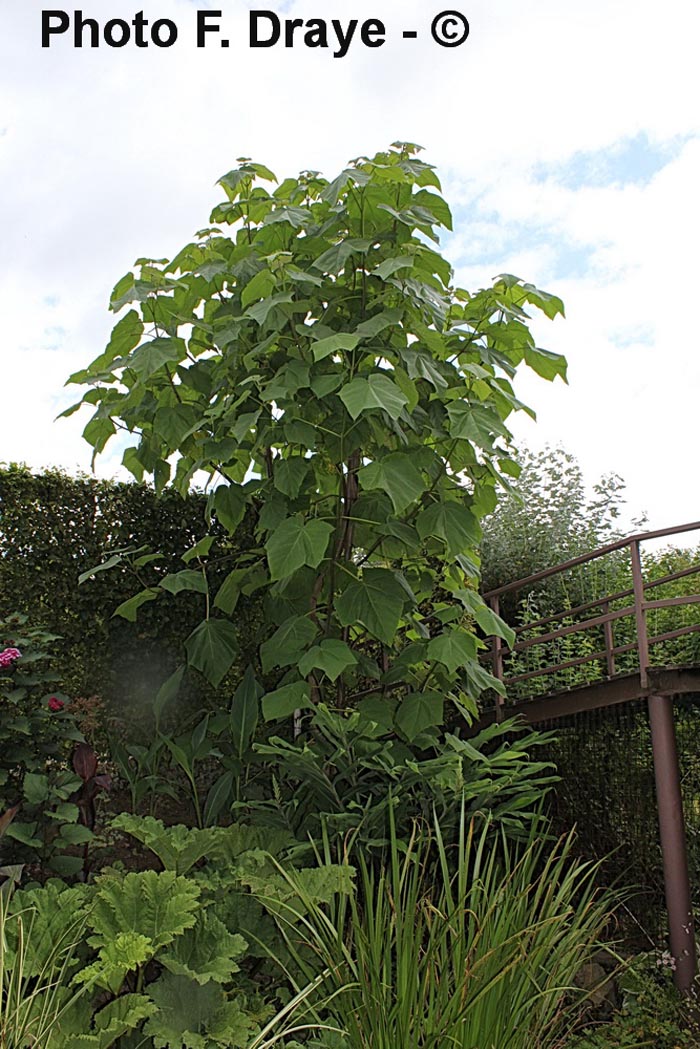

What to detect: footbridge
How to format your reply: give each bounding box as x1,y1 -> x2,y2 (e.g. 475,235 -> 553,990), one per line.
480,521 -> 700,993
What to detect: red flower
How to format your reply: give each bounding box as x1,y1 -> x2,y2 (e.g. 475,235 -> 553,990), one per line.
48,696 -> 65,712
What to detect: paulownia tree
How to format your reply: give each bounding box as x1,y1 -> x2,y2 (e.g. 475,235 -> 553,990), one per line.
65,143 -> 566,742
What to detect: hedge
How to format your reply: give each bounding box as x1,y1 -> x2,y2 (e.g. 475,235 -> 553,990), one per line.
0,464 -> 261,737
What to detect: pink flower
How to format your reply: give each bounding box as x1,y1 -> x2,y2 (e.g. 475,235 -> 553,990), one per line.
48,696 -> 65,712
0,648 -> 21,668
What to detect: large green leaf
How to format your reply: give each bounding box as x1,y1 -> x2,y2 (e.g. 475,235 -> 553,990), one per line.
336,568 -> 406,645
23,772 -> 49,805
427,628 -> 477,673
129,337 -> 185,380
456,588 -> 516,648
240,268 -> 274,308
265,517 -> 332,581
213,569 -> 248,615
76,931 -> 154,994
394,691 -> 444,741
144,973 -> 236,1048
155,404 -> 201,450
340,374 -> 408,421
246,291 -> 294,325
82,417 -> 115,455
417,502 -> 480,556
110,816 -> 220,875
98,309 -> 143,369
524,345 -> 568,382
373,257 -> 414,279
78,552 -> 124,585
273,457 -> 310,498
354,307 -> 403,338
229,665 -> 262,759
212,484 -> 246,533
161,911 -> 247,986
311,332 -> 361,362
261,681 -> 311,721
312,237 -> 372,273
400,346 -> 449,389
446,402 -> 510,449
297,639 -> 358,682
185,619 -> 238,687
89,870 -> 200,952
160,570 -> 208,596
260,614 -> 318,672
358,453 -> 426,513
71,994 -> 157,1048
263,204 -> 313,229
113,587 -> 159,622
464,659 -> 507,698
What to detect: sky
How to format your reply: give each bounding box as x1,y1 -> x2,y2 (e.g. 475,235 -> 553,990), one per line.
1,0 -> 699,542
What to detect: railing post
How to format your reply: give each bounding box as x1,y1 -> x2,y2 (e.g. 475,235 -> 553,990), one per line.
648,692 -> 697,994
630,539 -> 649,687
601,600 -> 616,677
489,596 -> 505,722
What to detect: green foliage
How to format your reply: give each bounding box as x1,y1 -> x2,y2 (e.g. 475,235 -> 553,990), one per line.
479,445 -> 634,691
66,143 -> 567,735
480,446 -> 699,702
108,735 -> 177,818
0,615 -> 80,790
481,445 -> 633,597
265,810 -> 619,1049
0,888 -> 88,1049
0,465 -> 263,737
570,951 -> 700,1048
87,869 -> 200,956
2,818 -> 354,1048
0,614 -> 94,875
492,537 -> 700,702
246,702 -> 557,849
144,973 -> 264,1049
160,912 -> 247,986
110,815 -> 219,874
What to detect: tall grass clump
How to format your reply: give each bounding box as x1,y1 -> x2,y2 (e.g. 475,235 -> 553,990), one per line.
267,810 -> 619,1049
0,891 -> 85,1049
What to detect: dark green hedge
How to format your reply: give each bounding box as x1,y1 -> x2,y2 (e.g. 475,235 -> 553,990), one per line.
0,465 -> 260,736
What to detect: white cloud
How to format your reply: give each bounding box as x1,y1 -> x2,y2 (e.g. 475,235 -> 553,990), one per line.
447,133 -> 700,530
1,0 -> 699,533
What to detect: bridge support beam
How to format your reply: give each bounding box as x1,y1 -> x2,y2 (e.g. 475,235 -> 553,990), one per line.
648,692 -> 696,994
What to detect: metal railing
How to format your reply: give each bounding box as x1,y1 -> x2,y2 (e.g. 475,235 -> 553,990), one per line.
482,521 -> 700,711
481,521 -> 700,994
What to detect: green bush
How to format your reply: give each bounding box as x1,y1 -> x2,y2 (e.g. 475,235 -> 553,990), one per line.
569,951 -> 700,1048
0,465 -> 263,737
0,613 -> 94,878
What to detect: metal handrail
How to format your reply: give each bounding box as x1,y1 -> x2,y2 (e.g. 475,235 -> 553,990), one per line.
508,563 -> 700,637
482,521 -> 700,704
483,521 -> 700,599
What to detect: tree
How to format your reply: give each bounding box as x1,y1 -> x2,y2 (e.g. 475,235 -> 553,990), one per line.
480,445 -> 636,596
65,143 -> 567,740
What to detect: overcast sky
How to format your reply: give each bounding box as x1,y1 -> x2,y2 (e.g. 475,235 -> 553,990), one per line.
1,0 -> 698,539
